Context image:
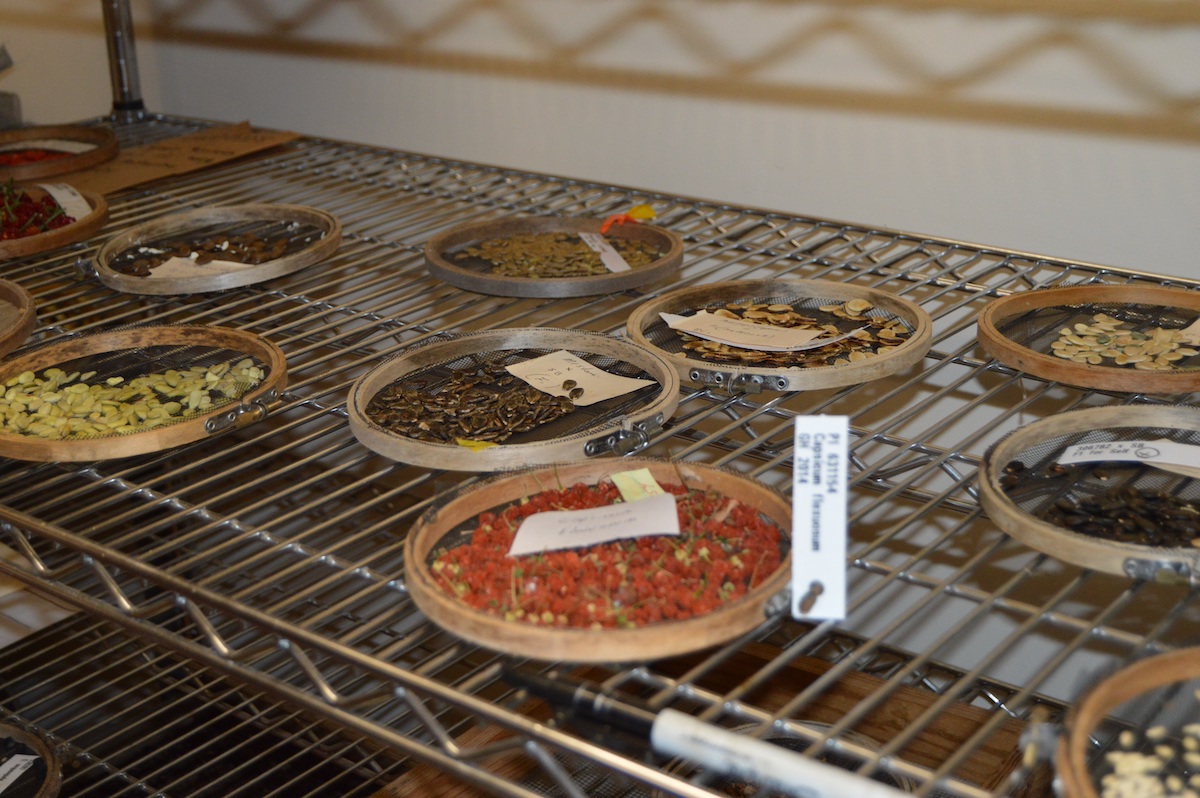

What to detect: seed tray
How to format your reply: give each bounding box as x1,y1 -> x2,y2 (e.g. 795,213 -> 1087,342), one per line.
978,405 -> 1200,581
1058,649 -> 1200,798
0,325 -> 287,462
0,185 -> 109,262
0,124 -> 118,182
0,720 -> 62,798
626,278 -> 933,393
0,279 -> 36,360
93,203 -> 341,295
347,328 -> 680,472
977,284 -> 1200,393
404,458 -> 791,662
423,216 -> 684,298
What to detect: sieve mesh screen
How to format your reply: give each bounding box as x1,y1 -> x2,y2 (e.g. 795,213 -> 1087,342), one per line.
995,302 -> 1200,372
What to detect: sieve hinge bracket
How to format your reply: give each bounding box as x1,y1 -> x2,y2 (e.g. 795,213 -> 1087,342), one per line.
1122,557 -> 1195,586
205,391 -> 277,435
690,368 -> 792,395
583,414 -> 663,456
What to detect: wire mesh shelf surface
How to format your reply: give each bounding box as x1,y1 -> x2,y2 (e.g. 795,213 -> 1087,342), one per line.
0,114 -> 1196,798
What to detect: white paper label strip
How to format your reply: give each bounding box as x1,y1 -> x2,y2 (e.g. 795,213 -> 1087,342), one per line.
149,256 -> 261,278
0,754 -> 38,793
661,311 -> 866,352
791,415 -> 849,620
1059,438 -> 1200,479
505,350 -> 655,407
577,231 -> 632,273
651,709 -> 909,798
36,182 -> 91,220
508,491 -> 679,557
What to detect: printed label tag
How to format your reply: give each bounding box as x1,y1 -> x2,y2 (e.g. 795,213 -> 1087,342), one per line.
1059,438 -> 1200,480
506,350 -> 655,407
661,311 -> 865,352
578,231 -> 631,273
508,492 -> 679,557
0,137 -> 93,154
791,416 -> 849,620
37,182 -> 92,221
611,468 -> 666,502
0,753 -> 38,793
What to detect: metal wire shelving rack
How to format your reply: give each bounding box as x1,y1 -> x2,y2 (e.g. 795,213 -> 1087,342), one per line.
0,112 -> 1195,797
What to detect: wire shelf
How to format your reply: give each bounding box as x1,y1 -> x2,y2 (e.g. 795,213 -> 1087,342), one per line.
0,114 -> 1195,797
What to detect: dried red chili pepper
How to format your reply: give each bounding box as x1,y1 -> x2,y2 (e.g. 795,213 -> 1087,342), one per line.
430,481 -> 785,629
0,148 -> 71,168
0,182 -> 75,241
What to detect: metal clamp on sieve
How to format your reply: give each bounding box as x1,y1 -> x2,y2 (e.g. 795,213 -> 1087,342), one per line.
584,415 -> 663,456
205,390 -> 278,434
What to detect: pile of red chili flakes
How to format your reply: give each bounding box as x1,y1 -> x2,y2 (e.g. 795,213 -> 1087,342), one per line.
430,480 -> 786,629
0,148 -> 70,168
1,183 -> 75,241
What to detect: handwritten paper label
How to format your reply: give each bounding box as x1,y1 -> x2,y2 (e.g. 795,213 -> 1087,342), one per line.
611,468 -> 666,502
1060,438 -> 1200,479
0,754 -> 38,793
661,311 -> 865,352
1179,318 -> 1200,344
508,492 -> 679,556
506,350 -> 655,406
0,137 -> 93,154
791,416 -> 849,620
37,183 -> 91,221
578,232 -> 631,273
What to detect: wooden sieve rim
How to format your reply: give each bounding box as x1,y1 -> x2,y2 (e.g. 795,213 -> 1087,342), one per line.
977,284 -> 1200,394
403,457 -> 791,663
0,325 -> 287,462
1058,648 -> 1200,798
626,278 -> 933,392
424,215 -> 684,298
978,405 -> 1200,580
0,124 -> 118,182
94,203 -> 342,295
0,186 -> 109,262
346,327 -> 681,472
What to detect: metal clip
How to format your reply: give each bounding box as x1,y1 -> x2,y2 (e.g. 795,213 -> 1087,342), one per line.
584,414 -> 663,456
1122,558 -> 1194,586
688,369 -> 788,395
763,587 -> 791,619
205,391 -> 276,434
74,257 -> 97,280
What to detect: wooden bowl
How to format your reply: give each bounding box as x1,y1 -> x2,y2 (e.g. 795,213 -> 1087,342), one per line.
424,216 -> 683,298
0,124 -> 118,182
1058,649 -> 1200,798
347,328 -> 680,472
0,325 -> 286,461
977,284 -> 1200,394
627,278 -> 932,393
0,185 -> 108,261
979,405 -> 1200,581
404,458 -> 791,662
95,203 -> 341,295
0,279 -> 36,359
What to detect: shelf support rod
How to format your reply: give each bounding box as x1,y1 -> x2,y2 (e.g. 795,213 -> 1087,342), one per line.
100,0 -> 146,120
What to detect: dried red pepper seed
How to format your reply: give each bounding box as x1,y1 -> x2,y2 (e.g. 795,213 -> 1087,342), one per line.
430,481 -> 785,630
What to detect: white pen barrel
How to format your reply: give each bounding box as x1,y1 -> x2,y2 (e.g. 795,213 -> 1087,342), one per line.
650,708 -> 910,798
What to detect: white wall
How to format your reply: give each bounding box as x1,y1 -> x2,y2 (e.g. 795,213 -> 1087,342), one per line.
2,0 -> 1199,279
